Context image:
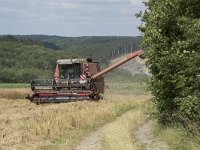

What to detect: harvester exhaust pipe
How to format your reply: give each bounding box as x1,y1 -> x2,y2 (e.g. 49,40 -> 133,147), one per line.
91,50 -> 144,80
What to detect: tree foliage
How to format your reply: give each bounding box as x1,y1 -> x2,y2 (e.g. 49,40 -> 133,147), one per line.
43,36 -> 142,65
139,0 -> 200,126
0,35 -> 141,83
0,36 -> 65,83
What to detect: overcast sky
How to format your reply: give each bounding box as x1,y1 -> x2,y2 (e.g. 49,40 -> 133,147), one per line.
0,0 -> 145,37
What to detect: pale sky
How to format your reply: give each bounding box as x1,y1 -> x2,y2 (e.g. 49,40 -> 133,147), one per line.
0,0 -> 145,36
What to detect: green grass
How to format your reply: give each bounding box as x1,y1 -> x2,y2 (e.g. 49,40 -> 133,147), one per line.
104,82 -> 150,98
0,83 -> 29,88
147,100 -> 200,150
102,110 -> 146,150
107,82 -> 148,90
105,69 -> 149,83
113,102 -> 136,116
153,122 -> 200,150
102,102 -> 147,150
144,101 -> 200,150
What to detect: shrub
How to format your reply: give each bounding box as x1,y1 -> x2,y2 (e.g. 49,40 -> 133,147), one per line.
138,0 -> 200,126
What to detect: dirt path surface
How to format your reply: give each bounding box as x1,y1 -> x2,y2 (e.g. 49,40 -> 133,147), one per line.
136,120 -> 169,150
75,127 -> 103,150
76,115 -> 168,150
75,111 -> 131,150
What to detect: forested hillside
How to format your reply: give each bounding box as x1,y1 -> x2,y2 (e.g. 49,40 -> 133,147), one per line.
0,35 -> 142,83
45,36 -> 141,64
14,35 -> 142,64
0,36 -> 66,83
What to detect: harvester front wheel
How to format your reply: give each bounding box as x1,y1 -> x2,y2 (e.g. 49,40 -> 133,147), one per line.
90,93 -> 101,101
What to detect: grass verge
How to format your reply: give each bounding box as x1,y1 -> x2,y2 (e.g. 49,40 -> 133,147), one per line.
102,102 -> 147,150
0,83 -> 29,88
153,122 -> 200,150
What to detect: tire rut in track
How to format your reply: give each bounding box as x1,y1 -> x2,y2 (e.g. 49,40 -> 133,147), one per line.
136,120 -> 169,150
75,115 -> 168,150
75,111 -> 131,150
75,127 -> 102,150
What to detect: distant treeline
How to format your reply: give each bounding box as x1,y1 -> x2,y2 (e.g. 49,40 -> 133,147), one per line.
0,35 -> 142,83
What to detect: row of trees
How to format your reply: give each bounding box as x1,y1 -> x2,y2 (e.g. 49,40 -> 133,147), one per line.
46,36 -> 142,65
139,0 -> 200,128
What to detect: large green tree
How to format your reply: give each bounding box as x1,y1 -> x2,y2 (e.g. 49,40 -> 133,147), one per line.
139,0 -> 200,125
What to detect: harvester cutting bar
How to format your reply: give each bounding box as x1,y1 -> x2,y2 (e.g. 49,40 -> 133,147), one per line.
37,92 -> 91,97
30,91 -> 92,103
33,96 -> 91,103
28,78 -> 94,103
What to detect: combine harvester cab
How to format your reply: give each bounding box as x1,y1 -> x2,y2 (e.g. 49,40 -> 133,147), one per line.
27,50 -> 144,104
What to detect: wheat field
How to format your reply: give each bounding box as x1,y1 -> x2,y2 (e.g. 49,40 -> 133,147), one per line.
0,83 -> 150,150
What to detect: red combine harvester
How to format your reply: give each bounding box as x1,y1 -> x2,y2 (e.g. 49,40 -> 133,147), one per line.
27,50 -> 143,103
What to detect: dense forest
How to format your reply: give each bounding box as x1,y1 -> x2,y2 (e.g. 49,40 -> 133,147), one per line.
0,35 -> 141,83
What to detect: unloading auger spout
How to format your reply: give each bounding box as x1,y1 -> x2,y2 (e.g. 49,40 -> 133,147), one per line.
91,50 -> 144,80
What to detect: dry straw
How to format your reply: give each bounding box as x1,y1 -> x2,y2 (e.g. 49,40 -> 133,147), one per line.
0,88 -> 30,99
